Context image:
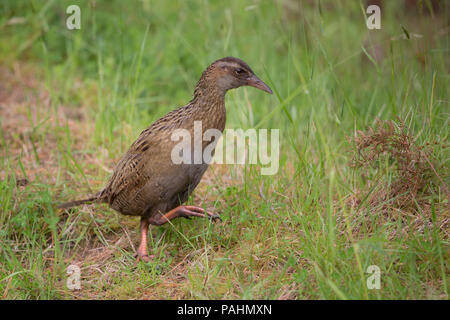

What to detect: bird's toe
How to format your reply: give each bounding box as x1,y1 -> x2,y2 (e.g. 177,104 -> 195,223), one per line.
208,214 -> 222,222
135,252 -> 153,263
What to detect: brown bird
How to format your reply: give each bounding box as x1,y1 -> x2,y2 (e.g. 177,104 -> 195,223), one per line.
58,57 -> 272,261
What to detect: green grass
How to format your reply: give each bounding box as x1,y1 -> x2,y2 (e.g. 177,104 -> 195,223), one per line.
0,0 -> 448,299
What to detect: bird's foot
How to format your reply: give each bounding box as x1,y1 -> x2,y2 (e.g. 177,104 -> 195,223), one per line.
135,250 -> 154,263
179,205 -> 222,222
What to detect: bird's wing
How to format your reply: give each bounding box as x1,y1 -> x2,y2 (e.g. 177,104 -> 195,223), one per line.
101,104 -> 194,209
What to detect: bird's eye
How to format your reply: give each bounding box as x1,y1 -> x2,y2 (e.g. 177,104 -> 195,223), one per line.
235,68 -> 245,75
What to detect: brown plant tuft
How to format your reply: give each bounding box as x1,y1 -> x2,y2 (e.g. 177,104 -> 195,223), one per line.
345,119 -> 448,239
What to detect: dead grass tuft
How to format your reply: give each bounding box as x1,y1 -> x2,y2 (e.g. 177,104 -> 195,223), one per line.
344,119 -> 449,239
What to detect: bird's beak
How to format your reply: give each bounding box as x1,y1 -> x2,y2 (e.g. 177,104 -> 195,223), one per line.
246,74 -> 273,94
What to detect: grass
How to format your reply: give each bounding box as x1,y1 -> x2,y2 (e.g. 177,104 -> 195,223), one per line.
0,0 -> 448,299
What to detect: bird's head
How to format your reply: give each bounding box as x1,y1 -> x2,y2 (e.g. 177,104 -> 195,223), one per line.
194,57 -> 273,97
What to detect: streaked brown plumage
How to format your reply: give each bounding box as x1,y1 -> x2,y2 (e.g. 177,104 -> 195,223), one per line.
58,57 -> 272,261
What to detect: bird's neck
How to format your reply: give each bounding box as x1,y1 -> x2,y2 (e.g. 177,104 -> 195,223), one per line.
189,79 -> 227,132
192,74 -> 227,102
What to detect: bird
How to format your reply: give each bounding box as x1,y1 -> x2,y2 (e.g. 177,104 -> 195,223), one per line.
58,57 -> 273,261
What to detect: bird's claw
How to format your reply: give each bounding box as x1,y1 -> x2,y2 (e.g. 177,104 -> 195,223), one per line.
178,206 -> 221,222
207,214 -> 222,222
135,251 -> 153,263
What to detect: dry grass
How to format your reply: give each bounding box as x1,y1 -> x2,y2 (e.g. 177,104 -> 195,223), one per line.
346,119 -> 449,239
0,63 -> 91,183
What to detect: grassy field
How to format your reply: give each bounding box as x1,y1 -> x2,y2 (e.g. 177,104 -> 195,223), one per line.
0,0 -> 448,299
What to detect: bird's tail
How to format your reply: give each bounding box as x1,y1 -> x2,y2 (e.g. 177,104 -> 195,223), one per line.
57,194 -> 100,209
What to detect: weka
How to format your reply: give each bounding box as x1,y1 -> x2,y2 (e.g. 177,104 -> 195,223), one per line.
58,57 -> 272,261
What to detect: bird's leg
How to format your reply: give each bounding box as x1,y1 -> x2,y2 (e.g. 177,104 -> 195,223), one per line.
148,205 -> 221,226
135,217 -> 152,262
